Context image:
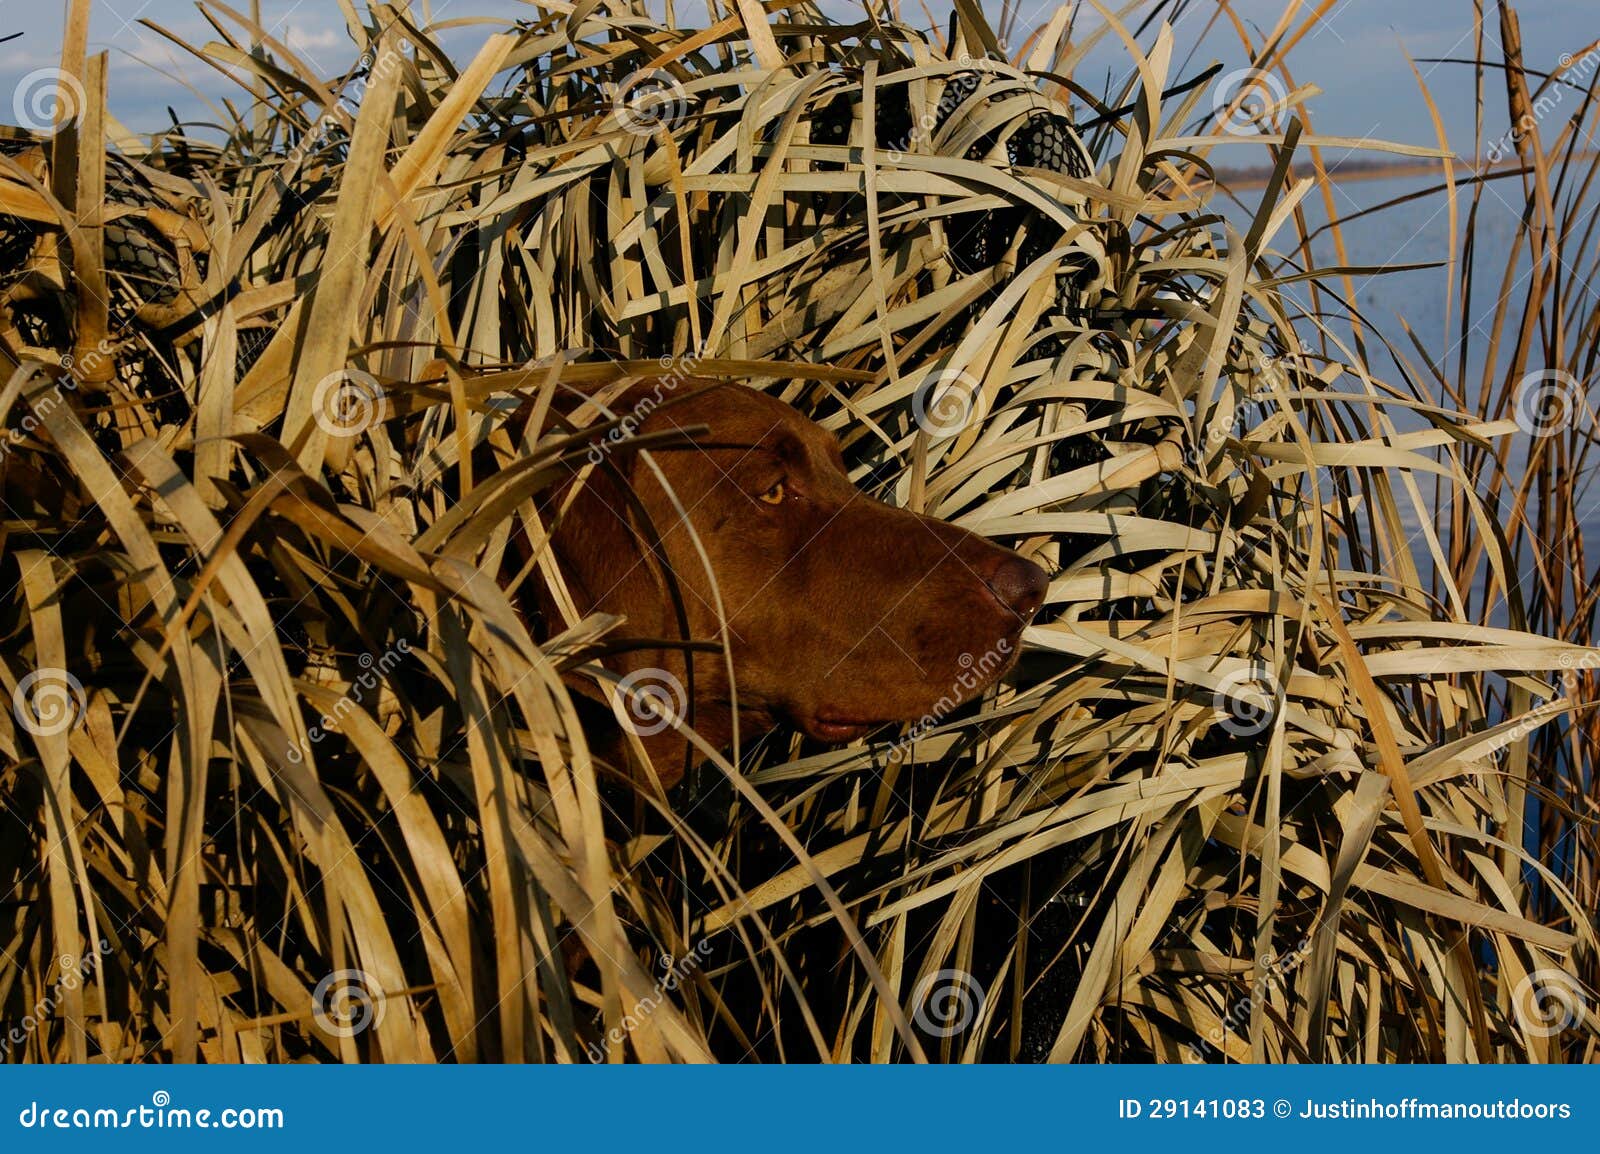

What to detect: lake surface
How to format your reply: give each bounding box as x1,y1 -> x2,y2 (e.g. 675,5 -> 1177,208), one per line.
1220,169 -> 1600,616
1237,172 -> 1527,390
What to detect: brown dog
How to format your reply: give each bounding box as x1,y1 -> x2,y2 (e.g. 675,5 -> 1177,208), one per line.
543,380 -> 1047,787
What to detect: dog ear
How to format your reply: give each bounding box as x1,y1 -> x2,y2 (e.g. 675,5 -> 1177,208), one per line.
534,394 -> 711,790
541,440 -> 671,637
544,378 -> 719,641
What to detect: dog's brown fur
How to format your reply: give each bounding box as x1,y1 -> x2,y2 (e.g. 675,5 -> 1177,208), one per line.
541,380 -> 1047,787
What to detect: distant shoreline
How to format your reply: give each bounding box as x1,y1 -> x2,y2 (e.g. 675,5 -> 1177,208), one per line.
1206,152 -> 1595,190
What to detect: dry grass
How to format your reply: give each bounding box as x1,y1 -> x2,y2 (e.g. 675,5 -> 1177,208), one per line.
0,0 -> 1595,1062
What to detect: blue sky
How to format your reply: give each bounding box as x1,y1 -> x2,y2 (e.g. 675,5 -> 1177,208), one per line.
0,1 -> 1588,157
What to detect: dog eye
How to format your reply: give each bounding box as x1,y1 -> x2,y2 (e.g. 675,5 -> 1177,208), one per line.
758,481 -> 786,505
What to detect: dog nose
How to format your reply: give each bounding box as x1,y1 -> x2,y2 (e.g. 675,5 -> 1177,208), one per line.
983,553 -> 1049,618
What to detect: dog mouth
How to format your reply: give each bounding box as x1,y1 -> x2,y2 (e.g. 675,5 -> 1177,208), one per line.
791,646 -> 1026,745
794,713 -> 892,744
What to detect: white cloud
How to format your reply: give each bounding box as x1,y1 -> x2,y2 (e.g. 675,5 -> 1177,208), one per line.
283,26 -> 344,56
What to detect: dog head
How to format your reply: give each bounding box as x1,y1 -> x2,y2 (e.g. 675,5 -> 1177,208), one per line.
546,381 -> 1047,785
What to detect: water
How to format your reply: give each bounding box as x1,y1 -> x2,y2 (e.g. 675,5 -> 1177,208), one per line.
1219,170 -> 1600,616
1239,172 -> 1528,389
